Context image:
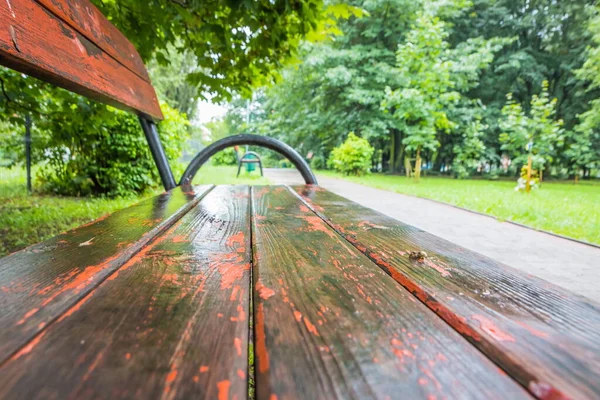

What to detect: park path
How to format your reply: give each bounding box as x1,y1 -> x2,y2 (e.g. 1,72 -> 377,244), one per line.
265,168 -> 600,304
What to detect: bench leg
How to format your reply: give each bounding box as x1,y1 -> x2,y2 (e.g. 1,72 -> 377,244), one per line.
139,117 -> 177,191
237,162 -> 243,177
258,160 -> 263,177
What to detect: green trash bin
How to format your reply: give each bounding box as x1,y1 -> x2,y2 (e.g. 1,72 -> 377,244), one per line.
246,162 -> 256,172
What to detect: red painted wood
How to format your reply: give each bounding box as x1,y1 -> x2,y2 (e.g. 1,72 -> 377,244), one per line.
0,186 -> 251,399
0,185 -> 212,364
293,185 -> 600,400
251,186 -> 530,399
36,0 -> 150,82
0,0 -> 162,120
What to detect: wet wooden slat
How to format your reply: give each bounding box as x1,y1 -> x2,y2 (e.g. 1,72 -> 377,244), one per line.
0,185 -> 212,364
0,185 -> 251,399
251,186 -> 530,400
293,185 -> 600,400
36,0 -> 150,82
0,0 -> 162,120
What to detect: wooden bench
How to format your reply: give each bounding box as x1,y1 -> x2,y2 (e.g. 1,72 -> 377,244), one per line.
1,1 -> 600,399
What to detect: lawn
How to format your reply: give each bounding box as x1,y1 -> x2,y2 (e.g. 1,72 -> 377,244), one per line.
318,170 -> 600,245
0,165 -> 269,257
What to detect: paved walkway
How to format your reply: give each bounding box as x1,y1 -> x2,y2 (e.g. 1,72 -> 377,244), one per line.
265,168 -> 600,304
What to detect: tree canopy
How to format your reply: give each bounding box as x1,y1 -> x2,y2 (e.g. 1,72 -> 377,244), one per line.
215,0 -> 600,179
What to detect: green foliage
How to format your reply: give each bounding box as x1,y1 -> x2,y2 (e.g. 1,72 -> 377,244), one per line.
572,6 -> 600,175
278,159 -> 292,169
212,148 -> 238,166
91,0 -> 361,101
382,8 -> 508,157
0,167 -> 146,256
310,155 -> 326,170
228,0 -> 421,161
327,132 -> 374,176
147,46 -> 201,120
499,81 -> 564,170
452,120 -> 487,178
36,101 -> 188,197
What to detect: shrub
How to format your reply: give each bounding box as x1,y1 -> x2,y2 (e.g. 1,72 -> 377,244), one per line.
310,155 -> 325,170
278,159 -> 292,168
37,100 -> 189,197
327,132 -> 374,176
212,148 -> 238,166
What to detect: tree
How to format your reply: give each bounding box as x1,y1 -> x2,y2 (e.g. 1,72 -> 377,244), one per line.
452,119 -> 487,178
147,46 -> 201,121
226,0 -> 423,167
382,7 -> 508,180
92,0 -> 358,102
572,6 -> 600,178
499,81 -> 564,175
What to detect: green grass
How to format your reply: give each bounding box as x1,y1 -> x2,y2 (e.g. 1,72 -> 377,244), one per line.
0,164 -> 269,257
0,168 -> 150,257
318,170 -> 600,245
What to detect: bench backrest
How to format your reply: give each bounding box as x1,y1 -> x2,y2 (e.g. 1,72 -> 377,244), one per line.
0,0 -> 162,120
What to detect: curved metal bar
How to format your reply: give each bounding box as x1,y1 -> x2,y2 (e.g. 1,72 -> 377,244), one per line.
180,134 -> 318,185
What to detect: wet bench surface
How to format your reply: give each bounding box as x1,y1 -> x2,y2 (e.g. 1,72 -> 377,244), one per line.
0,185 -> 598,400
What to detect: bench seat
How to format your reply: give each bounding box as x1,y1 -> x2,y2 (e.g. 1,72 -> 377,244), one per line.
0,185 -> 598,399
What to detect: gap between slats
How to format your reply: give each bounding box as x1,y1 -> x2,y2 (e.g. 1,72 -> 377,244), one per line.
0,184 -> 216,368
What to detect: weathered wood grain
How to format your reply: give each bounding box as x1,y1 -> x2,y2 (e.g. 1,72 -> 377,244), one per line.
293,185 -> 600,400
0,185 -> 251,399
0,0 -> 162,119
36,0 -> 150,82
251,186 -> 530,400
0,185 -> 212,364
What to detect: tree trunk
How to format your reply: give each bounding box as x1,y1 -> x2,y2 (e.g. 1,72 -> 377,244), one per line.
397,143 -> 405,174
415,148 -> 422,181
389,130 -> 396,173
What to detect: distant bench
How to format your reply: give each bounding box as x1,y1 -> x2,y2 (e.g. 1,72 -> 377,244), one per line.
1,1 -> 600,399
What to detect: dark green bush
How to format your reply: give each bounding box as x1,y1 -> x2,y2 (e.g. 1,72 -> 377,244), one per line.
211,148 -> 238,166
327,132 -> 374,176
278,158 -> 291,168
36,100 -> 189,197
310,155 -> 325,170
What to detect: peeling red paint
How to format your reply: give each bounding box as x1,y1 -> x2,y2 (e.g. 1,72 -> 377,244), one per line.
296,215 -> 336,238
9,331 -> 47,361
213,252 -> 250,290
57,290 -> 96,322
227,231 -> 246,249
255,303 -> 270,373
230,285 -> 241,301
293,310 -> 302,322
528,381 -> 568,400
217,380 -> 230,400
423,259 -> 452,278
237,369 -> 246,379
234,337 -> 242,356
472,315 -> 515,342
200,366 -> 209,373
171,235 -> 188,243
164,368 -> 178,394
303,317 -> 319,336
16,307 -> 39,325
256,281 -> 275,300
515,321 -> 549,339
